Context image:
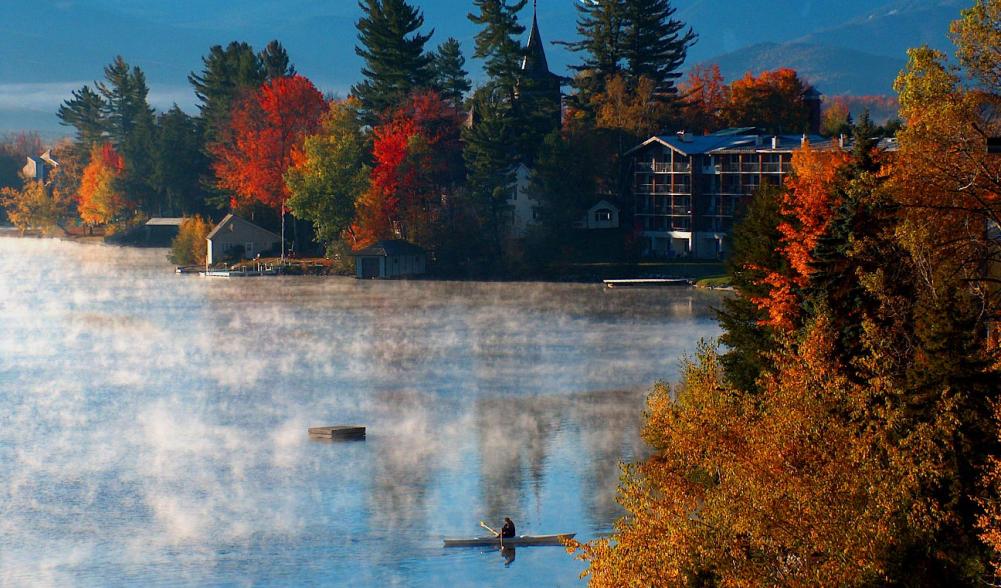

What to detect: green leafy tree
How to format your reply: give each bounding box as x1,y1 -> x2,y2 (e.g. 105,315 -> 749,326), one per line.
352,0 -> 434,121
286,99 -> 372,253
468,0 -> 527,103
430,38 -> 472,105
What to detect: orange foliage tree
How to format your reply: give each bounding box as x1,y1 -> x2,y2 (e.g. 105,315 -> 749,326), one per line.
751,143 -> 850,331
351,90 -> 463,249
725,68 -> 812,133
77,143 -> 129,226
211,74 -> 326,213
680,63 -> 729,134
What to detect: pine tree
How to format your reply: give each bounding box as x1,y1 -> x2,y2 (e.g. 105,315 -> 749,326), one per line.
467,0 -> 528,102
96,56 -> 153,147
188,42 -> 266,147
259,40 -> 296,81
431,38 -> 472,105
155,106 -> 207,215
353,0 -> 434,121
717,184 -> 786,391
619,0 -> 696,97
462,88 -> 520,259
95,56 -> 159,214
558,0 -> 624,108
57,85 -> 108,151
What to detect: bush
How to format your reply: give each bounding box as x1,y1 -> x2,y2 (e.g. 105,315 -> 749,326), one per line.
169,215 -> 213,265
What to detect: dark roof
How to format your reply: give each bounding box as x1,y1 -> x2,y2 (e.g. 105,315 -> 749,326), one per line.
352,240 -> 426,257
522,8 -> 550,78
206,213 -> 280,241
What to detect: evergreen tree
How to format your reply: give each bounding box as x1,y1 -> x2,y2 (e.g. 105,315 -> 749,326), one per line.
353,0 -> 434,121
95,56 -> 158,214
259,40 -> 296,81
188,42 -> 265,147
557,0 -> 624,108
462,88 -> 520,259
95,57 -> 153,147
430,38 -> 472,105
717,184 -> 786,391
57,86 -> 108,151
468,0 -> 527,102
619,0 -> 696,97
154,106 -> 207,215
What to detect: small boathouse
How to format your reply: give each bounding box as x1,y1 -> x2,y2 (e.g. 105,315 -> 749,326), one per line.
352,240 -> 427,279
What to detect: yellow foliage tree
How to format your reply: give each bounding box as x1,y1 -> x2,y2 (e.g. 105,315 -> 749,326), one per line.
77,143 -> 129,226
592,74 -> 670,139
0,179 -> 73,235
169,215 -> 213,266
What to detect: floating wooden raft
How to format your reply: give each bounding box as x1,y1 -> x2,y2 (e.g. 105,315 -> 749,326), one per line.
308,426 -> 366,440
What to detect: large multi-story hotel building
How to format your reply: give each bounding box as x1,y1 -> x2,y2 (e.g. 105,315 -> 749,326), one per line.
627,130 -> 836,258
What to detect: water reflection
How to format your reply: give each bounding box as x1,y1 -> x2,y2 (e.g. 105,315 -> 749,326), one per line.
0,238 -> 723,586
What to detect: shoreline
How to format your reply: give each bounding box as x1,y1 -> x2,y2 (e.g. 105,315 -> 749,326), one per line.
0,229 -> 731,287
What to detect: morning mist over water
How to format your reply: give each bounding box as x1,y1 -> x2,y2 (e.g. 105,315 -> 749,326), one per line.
0,238 -> 723,586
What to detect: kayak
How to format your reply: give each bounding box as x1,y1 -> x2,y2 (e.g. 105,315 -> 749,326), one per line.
443,533 -> 575,547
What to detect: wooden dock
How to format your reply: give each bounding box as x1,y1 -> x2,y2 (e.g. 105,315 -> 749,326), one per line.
603,278 -> 691,289
308,426 -> 366,440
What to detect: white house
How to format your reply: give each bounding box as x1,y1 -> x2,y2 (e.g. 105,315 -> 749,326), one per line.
574,200 -> 620,230
507,163 -> 540,238
22,150 -> 59,183
206,214 -> 281,265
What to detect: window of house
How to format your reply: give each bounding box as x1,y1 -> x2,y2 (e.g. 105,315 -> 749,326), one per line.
245,242 -> 254,255
594,209 -> 613,222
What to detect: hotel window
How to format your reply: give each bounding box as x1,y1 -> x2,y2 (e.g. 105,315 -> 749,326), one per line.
594,209 -> 613,222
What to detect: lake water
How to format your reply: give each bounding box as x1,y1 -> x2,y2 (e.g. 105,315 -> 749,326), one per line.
0,237 -> 723,587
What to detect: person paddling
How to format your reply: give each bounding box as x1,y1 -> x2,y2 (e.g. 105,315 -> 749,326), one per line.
500,517 -> 515,538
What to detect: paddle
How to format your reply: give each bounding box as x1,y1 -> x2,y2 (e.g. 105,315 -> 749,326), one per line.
479,521 -> 503,547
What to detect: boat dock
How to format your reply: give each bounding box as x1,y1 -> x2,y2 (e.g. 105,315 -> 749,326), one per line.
308,426 -> 366,440
603,278 -> 691,289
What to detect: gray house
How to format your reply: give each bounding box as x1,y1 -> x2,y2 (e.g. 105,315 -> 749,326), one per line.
206,214 -> 281,265
352,240 -> 427,279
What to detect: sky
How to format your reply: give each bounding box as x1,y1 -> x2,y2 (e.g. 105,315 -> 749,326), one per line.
0,0 -> 961,136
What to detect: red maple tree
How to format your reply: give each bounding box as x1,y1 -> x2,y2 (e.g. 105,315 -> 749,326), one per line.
211,75 -> 327,213
351,91 -> 463,248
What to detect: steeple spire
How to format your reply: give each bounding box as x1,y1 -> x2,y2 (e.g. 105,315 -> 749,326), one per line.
522,0 -> 549,75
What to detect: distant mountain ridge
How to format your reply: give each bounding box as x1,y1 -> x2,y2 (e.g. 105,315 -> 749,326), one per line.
706,43 -> 907,96
0,0 -> 970,134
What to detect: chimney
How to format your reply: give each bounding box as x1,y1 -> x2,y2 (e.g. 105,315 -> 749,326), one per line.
801,134 -> 808,148
771,136 -> 779,149
803,86 -> 822,135
677,130 -> 691,143
838,133 -> 846,149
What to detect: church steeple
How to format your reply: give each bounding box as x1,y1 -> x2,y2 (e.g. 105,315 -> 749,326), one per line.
521,0 -> 551,79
